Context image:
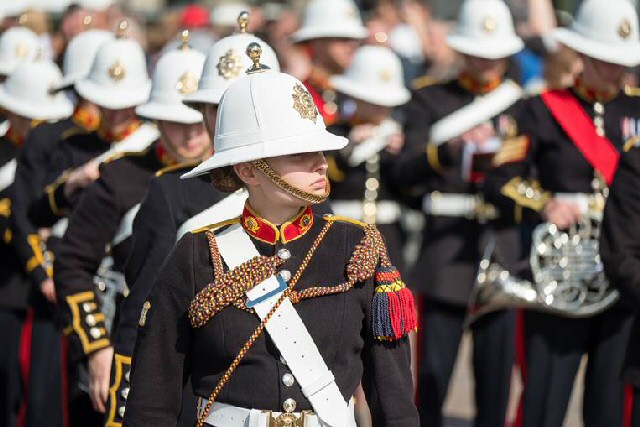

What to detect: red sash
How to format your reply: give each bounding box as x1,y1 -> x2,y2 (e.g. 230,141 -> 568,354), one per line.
541,89 -> 619,185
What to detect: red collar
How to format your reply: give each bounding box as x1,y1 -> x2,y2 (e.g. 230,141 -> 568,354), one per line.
155,143 -> 178,167
574,76 -> 619,104
241,203 -> 314,245
458,72 -> 502,95
97,119 -> 142,143
72,105 -> 100,131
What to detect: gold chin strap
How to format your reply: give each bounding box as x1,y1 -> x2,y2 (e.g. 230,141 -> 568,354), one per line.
252,159 -> 330,205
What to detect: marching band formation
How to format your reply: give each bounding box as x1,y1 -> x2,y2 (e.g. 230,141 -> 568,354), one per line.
2,0 -> 640,426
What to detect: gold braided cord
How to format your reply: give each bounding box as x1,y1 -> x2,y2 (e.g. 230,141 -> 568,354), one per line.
252,159 -> 330,204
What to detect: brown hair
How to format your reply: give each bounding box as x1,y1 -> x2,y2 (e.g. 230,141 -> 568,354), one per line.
209,166 -> 244,193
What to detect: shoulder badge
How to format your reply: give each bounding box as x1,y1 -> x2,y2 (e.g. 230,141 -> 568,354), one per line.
190,217 -> 241,235
155,160 -> 200,177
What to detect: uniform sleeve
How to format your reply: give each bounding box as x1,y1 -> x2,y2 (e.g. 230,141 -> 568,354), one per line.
600,148 -> 640,305
392,90 -> 460,194
115,177 -> 177,358
123,233 -> 196,427
360,228 -> 419,425
10,134 -> 56,286
53,162 -> 121,358
484,98 -> 548,224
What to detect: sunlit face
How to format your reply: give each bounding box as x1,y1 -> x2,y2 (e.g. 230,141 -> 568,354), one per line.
462,55 -> 507,83
354,99 -> 391,124
98,106 -> 137,135
158,120 -> 211,162
310,38 -> 360,73
235,152 -> 328,209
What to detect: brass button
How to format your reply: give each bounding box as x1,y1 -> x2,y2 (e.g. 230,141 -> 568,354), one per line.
82,302 -> 93,312
121,387 -> 129,399
85,314 -> 96,326
280,270 -> 292,282
277,248 -> 291,260
89,327 -> 102,339
118,406 -> 126,418
282,398 -> 296,413
282,373 -> 295,387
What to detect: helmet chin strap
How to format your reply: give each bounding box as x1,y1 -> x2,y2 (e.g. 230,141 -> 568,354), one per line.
252,159 -> 330,205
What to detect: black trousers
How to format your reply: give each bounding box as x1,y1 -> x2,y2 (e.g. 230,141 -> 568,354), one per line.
418,298 -> 515,427
0,309 -> 24,427
520,309 -> 634,427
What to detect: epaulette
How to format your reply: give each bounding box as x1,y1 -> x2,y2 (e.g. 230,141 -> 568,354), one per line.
60,126 -> 90,141
625,85 -> 640,97
323,214 -> 367,228
155,160 -> 199,177
411,74 -> 440,90
190,217 -> 241,235
103,147 -> 151,164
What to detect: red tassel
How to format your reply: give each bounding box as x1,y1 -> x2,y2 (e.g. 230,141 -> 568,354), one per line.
398,287 -> 418,333
387,291 -> 402,339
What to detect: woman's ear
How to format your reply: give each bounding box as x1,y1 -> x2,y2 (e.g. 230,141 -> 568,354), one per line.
233,162 -> 261,186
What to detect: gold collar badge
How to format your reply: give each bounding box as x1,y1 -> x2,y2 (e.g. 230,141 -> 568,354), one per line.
217,49 -> 244,80
109,61 -> 126,82
619,19 -> 632,39
292,83 -> 318,123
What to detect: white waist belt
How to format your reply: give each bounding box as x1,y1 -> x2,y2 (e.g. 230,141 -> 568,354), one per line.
330,200 -> 401,224
200,401 -> 355,427
423,192 -> 498,220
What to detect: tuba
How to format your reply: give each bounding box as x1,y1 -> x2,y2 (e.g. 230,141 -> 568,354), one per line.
467,180 -> 619,325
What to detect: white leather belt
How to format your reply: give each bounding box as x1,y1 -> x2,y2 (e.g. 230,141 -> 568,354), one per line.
199,400 -> 355,427
422,192 -> 497,220
555,193 -> 604,216
330,200 -> 401,224
215,224 -> 354,427
51,217 -> 69,238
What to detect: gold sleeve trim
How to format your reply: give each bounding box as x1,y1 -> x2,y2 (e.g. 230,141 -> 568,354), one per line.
500,177 -> 551,212
105,353 -> 132,427
25,234 -> 52,277
44,170 -> 71,216
66,291 -> 110,355
426,144 -> 444,174
624,136 -> 640,152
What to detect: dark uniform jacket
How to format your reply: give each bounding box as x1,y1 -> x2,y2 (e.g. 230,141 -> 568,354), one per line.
392,76 -> 522,305
123,206 -> 418,426
485,85 -> 640,308
10,117 -> 92,290
53,143 -> 167,360
600,146 -> 640,385
0,134 -> 29,311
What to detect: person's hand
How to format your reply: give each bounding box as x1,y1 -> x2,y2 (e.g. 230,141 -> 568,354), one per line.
63,161 -> 100,200
88,346 -> 114,413
385,132 -> 405,155
348,124 -> 377,145
40,278 -> 56,304
542,198 -> 583,229
450,122 -> 496,150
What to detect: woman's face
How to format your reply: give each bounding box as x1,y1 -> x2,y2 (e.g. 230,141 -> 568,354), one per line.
236,151 -> 329,207
158,120 -> 211,162
99,106 -> 137,135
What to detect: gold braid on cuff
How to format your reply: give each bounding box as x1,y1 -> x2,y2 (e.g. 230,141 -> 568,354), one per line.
252,159 -> 330,204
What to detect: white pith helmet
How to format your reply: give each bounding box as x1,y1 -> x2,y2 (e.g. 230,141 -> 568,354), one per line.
0,60 -> 73,120
447,0 -> 524,59
78,0 -> 115,11
211,2 -> 251,27
183,11 -> 281,107
53,29 -> 114,91
0,27 -> 40,76
0,1 -> 30,18
74,21 -> 151,109
330,45 -> 410,107
136,31 -> 206,124
182,43 -> 347,178
554,0 -> 640,67
291,0 -> 367,43
27,0 -> 72,13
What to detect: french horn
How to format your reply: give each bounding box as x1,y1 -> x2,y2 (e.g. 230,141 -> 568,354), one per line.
467,212 -> 619,325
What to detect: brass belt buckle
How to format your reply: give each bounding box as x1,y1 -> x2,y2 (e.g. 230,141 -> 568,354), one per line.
264,410 -> 311,427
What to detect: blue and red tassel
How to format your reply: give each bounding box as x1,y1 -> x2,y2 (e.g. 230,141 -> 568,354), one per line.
372,266 -> 417,341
